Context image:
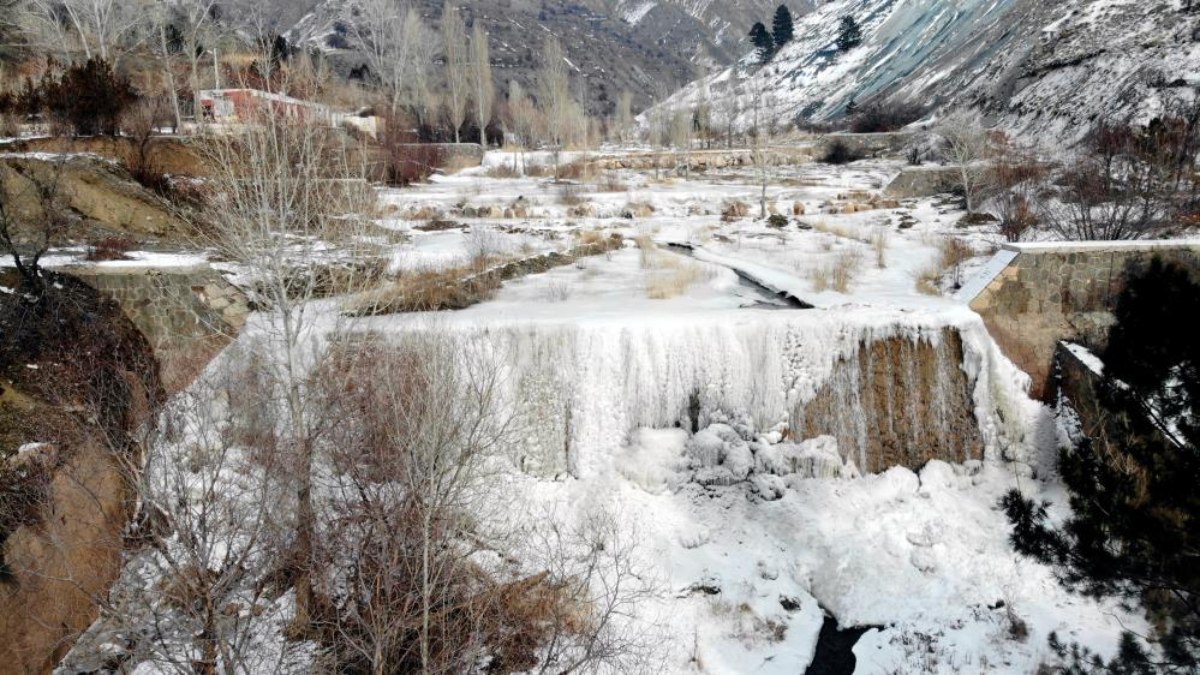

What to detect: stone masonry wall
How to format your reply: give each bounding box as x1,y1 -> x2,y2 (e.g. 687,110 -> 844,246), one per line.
65,265 -> 250,394
967,242 -> 1200,399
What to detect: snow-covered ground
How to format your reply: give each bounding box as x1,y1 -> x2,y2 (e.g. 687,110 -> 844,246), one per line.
66,149 -> 1147,673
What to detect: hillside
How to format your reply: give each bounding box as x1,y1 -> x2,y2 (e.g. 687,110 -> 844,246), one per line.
659,0 -> 1200,143
286,0 -> 814,114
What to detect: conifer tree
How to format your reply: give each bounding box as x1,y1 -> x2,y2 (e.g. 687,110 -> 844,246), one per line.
1002,257 -> 1200,671
772,5 -> 794,50
749,22 -> 773,64
836,15 -> 862,52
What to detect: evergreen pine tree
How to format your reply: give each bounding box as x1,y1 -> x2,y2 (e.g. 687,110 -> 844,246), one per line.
1002,257 -> 1200,671
749,22 -> 774,64
836,16 -> 862,52
772,5 -> 794,50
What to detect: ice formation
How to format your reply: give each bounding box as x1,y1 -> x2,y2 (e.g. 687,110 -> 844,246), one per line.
385,305 -> 1032,479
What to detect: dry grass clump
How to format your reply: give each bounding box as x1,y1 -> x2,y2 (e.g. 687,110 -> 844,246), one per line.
938,236 -> 975,270
594,171 -> 628,192
355,264 -> 502,314
483,162 -> 522,178
557,184 -> 588,206
557,159 -> 598,181
914,236 -> 977,295
646,261 -> 711,299
916,268 -> 942,295
639,244 -> 715,299
809,250 -> 863,293
871,230 -> 889,269
811,220 -> 856,240
576,228 -> 609,246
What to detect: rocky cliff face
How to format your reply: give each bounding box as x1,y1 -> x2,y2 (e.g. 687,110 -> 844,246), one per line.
660,0 -> 1200,144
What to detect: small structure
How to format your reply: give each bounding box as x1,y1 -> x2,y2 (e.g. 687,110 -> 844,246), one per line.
196,88 -> 378,137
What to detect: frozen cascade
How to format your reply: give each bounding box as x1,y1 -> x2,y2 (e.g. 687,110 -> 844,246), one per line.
413,308 -> 1031,478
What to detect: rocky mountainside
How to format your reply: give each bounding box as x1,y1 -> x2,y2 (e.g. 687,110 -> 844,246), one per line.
286,0 -> 813,114
659,0 -> 1200,144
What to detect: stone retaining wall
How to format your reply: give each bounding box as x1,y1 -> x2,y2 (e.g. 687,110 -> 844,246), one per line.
966,241 -> 1200,398
64,264 -> 250,394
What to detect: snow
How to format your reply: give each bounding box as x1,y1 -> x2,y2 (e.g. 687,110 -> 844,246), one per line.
955,247 -> 1017,303
1063,342 -> 1104,376
61,148 -> 1147,672
652,0 -> 1200,146
508,456 -> 1140,674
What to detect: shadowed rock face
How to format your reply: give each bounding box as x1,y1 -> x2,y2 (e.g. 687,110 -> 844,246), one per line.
793,329 -> 982,474
0,273 -> 162,674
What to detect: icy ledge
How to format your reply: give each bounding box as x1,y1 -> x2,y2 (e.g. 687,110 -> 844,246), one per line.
370,304 -> 1034,478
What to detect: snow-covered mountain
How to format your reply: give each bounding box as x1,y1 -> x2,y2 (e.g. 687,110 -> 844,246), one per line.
660,0 -> 1200,143
286,0 -> 813,114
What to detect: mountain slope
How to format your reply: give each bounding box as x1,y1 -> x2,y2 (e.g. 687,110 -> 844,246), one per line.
660,0 -> 1200,143
286,0 -> 813,114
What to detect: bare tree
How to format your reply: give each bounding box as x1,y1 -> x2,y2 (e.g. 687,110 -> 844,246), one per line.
505,79 -> 536,175
22,0 -> 146,63
469,22 -> 493,147
152,7 -> 183,131
441,1 -> 468,143
938,117 -> 990,215
193,107 -> 379,629
350,0 -> 433,118
614,90 -> 633,145
670,105 -> 692,179
746,76 -> 773,218
315,332 -> 512,673
537,36 -> 576,181
154,0 -> 223,112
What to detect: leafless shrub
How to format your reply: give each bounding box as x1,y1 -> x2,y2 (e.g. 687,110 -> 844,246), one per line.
821,140 -> 863,165
989,132 -> 1046,242
850,102 -> 926,133
557,183 -> 587,206
465,225 -> 506,265
520,505 -> 662,674
84,235 -> 135,261
1042,106 -> 1200,239
541,279 -> 573,302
